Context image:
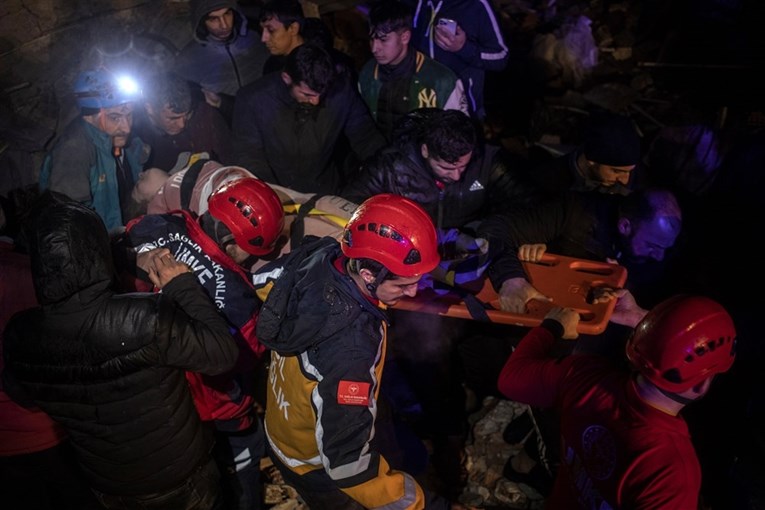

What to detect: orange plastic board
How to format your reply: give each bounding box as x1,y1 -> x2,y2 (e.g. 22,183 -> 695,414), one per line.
393,253 -> 628,334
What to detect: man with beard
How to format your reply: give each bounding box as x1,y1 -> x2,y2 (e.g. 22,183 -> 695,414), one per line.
39,69 -> 148,232
477,187 -> 683,315
470,188 -> 683,494
232,43 -> 385,194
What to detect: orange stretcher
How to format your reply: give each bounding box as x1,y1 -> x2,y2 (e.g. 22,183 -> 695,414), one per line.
393,253 -> 628,335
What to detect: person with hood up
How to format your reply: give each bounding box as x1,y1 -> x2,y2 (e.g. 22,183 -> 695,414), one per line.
2,191 -> 239,509
175,0 -> 270,123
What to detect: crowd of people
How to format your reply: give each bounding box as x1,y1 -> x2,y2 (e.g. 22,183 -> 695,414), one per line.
1,0 -> 763,509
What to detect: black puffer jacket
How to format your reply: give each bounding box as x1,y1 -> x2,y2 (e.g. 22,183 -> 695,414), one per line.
342,141 -> 540,231
2,193 -> 239,496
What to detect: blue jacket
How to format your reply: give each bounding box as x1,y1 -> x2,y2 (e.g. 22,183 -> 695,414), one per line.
39,118 -> 145,231
404,0 -> 509,117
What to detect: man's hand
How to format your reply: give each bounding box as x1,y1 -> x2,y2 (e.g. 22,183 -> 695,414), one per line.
435,24 -> 467,52
591,287 -> 648,328
517,243 -> 547,262
498,277 -> 551,314
145,248 -> 192,289
545,307 -> 580,339
201,88 -> 222,109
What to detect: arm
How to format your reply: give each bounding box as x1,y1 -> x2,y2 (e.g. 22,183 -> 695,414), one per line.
196,102 -> 233,165
44,131 -> 95,204
478,197 -> 569,292
341,80 -> 387,163
436,2 -> 509,72
340,152 -> 390,204
497,307 -> 579,407
231,89 -> 276,183
484,146 -> 544,212
591,288 -> 649,328
155,261 -> 239,375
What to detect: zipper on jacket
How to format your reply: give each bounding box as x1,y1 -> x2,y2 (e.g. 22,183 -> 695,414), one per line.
226,43 -> 243,89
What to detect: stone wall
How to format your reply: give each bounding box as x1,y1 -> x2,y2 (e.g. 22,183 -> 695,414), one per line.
1,0 -> 193,133
0,0 -> 205,194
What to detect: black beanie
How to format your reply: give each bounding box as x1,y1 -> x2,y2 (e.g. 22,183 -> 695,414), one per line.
582,112 -> 641,166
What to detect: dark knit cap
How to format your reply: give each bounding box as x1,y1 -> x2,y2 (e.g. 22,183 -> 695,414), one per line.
582,112 -> 641,166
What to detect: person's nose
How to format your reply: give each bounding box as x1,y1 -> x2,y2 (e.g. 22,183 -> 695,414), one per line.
371,39 -> 381,53
650,248 -> 665,261
220,17 -> 231,31
402,285 -> 418,298
447,169 -> 463,181
308,96 -> 319,106
261,31 -> 269,43
616,173 -> 630,185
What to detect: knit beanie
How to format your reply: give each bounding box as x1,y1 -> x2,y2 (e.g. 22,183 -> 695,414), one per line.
582,112 -> 641,166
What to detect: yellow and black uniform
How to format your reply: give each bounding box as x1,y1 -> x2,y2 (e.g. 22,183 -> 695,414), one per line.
254,237 -> 448,509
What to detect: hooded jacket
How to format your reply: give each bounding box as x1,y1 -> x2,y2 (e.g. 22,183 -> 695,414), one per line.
175,0 -> 269,97
2,193 -> 239,495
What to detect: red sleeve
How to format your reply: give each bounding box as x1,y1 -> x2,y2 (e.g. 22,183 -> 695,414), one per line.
497,325 -> 577,408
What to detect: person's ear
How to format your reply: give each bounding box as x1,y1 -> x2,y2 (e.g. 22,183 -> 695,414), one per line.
617,218 -> 632,236
420,143 -> 429,159
401,29 -> 412,46
359,268 -> 376,285
281,72 -> 292,87
287,21 -> 300,36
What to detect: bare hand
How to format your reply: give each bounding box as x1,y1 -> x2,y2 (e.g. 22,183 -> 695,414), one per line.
545,307 -> 580,339
611,288 -> 648,328
135,248 -> 159,274
591,287 -> 648,328
498,277 -> 551,314
201,88 -> 222,108
435,24 -> 467,52
146,249 -> 192,289
517,243 -> 547,262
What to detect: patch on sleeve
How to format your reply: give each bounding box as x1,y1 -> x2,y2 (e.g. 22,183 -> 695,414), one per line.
337,380 -> 371,406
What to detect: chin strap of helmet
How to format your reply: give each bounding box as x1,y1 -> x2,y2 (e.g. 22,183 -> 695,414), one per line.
657,386 -> 696,406
365,267 -> 388,300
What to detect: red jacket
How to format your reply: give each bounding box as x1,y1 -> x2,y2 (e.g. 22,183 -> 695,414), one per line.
499,323 -> 702,510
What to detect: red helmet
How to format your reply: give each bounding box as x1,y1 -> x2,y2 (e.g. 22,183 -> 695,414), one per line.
342,194 -> 439,277
207,178 -> 285,256
626,295 -> 736,394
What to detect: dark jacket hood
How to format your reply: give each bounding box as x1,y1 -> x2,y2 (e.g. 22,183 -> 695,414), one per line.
256,239 -> 386,354
191,0 -> 248,43
24,192 -> 114,306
